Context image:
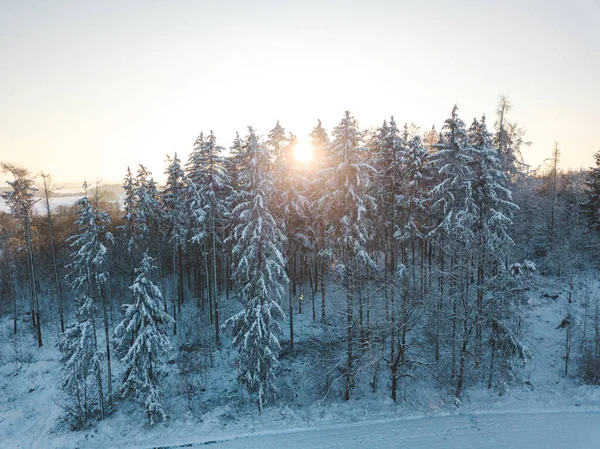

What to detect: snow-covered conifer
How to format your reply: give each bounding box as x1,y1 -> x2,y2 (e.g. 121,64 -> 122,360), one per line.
113,253 -> 173,424
186,130 -> 231,343
583,151 -> 600,232
162,153 -> 187,327
370,117 -> 404,250
134,165 -> 162,252
309,119 -> 331,170
121,167 -> 137,258
316,111 -> 375,400
226,126 -> 288,413
60,187 -> 114,424
58,295 -> 104,428
66,191 -> 113,298
397,133 -> 431,243
427,105 -> 475,240
469,116 -> 518,259
307,120 -> 332,321
267,120 -> 289,162
162,154 -> 188,250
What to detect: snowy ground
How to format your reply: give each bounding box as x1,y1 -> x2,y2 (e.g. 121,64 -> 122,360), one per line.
152,411 -> 600,449
2,276 -> 600,448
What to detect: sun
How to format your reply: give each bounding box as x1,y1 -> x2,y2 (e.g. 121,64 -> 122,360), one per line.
293,141 -> 313,163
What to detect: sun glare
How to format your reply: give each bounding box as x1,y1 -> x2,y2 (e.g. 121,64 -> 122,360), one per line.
294,141 -> 313,163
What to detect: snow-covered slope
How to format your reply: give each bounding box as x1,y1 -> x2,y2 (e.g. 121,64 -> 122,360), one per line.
153,411 -> 600,449
1,277 -> 600,449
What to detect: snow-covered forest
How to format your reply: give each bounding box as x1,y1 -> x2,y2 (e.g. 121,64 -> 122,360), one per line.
2,98 -> 600,447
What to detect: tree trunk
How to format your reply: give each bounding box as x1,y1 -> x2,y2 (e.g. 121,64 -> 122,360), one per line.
91,315 -> 104,420
455,336 -> 468,397
100,286 -> 113,405
488,338 -> 496,389
212,217 -> 220,346
172,247 -> 177,336
309,255 -> 316,322
343,264 -> 353,401
178,247 -> 184,311
26,217 -> 42,347
320,259 -> 326,321
8,260 -> 17,334
205,248 -> 213,325
391,365 -> 398,402
288,281 -> 294,352
42,178 -> 65,334
436,244 -> 444,361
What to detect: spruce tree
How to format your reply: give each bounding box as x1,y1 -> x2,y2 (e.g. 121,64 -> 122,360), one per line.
316,111 -> 375,400
58,295 -> 104,428
583,151 -> 600,232
61,187 -> 113,424
113,253 -> 173,424
134,165 -> 162,258
226,127 -> 288,413
186,130 -> 231,344
162,153 -> 187,333
121,167 -> 137,285
428,105 -> 475,240
269,123 -> 310,345
308,120 -> 332,321
427,106 -> 477,396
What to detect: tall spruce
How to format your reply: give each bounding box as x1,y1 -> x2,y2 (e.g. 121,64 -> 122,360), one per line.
113,253 -> 174,424
226,127 -> 288,413
61,186 -> 114,423
316,111 -> 375,400
308,120 -> 332,321
121,166 -> 137,284
162,153 -> 187,334
186,130 -> 230,344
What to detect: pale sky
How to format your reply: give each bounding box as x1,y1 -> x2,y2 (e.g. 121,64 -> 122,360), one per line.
1,0 -> 599,184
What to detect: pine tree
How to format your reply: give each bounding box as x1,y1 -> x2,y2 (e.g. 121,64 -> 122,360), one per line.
369,118 -> 405,400
186,130 -> 231,344
134,165 -> 162,256
61,187 -> 114,424
317,111 -> 376,400
121,166 -> 137,284
428,105 -> 475,240
398,133 -> 430,244
268,122 -> 310,346
371,118 -> 403,252
1,163 -> 42,346
309,119 -> 331,168
308,120 -> 332,322
113,253 -> 173,424
224,132 -> 248,302
469,116 -> 517,260
267,120 -> 289,162
58,295 -> 104,428
583,151 -> 600,232
162,153 -> 187,333
427,106 -> 478,396
226,127 -> 288,413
